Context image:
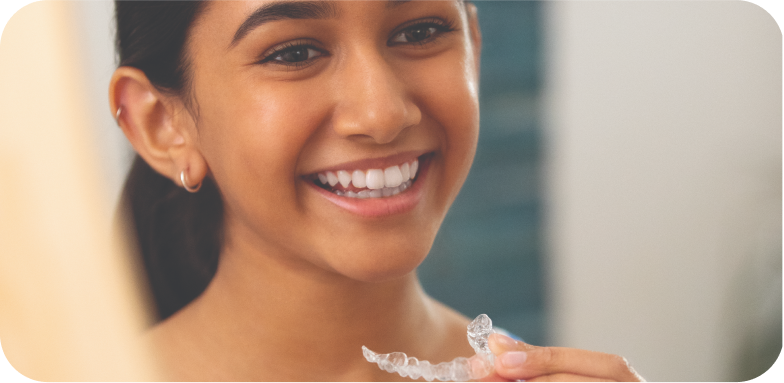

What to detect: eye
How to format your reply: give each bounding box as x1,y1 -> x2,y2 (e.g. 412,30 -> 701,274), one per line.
389,18 -> 456,46
272,46 -> 322,63
259,40 -> 326,67
391,25 -> 438,44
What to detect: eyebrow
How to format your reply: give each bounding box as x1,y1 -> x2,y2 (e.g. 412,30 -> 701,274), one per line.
386,0 -> 412,9
230,1 -> 339,48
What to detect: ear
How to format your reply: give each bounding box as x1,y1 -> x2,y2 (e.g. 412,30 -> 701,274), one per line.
465,2 -> 482,73
109,67 -> 207,190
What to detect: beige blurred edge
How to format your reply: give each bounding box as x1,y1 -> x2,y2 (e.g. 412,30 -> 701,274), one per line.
0,1 -> 160,380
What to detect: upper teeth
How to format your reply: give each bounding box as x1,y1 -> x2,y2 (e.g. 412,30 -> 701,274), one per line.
317,159 -> 419,190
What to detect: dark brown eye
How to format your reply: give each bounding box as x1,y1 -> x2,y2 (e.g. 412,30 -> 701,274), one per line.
404,26 -> 436,42
389,19 -> 454,46
272,46 -> 322,63
281,47 -> 308,62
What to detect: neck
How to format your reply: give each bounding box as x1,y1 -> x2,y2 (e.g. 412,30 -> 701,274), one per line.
155,230 -> 460,381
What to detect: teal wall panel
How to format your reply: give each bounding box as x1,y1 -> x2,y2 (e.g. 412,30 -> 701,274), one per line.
418,1 -> 545,345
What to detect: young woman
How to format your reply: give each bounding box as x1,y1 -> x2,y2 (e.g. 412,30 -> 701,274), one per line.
110,1 -> 642,381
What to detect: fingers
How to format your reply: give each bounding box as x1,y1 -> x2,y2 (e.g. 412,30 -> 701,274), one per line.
488,333 -> 536,355
488,334 -> 643,382
527,373 -> 611,382
477,371 -> 512,382
496,348 -> 640,381
480,373 -> 620,383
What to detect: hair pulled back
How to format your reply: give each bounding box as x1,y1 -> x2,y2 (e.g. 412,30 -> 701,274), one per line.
115,1 -> 221,322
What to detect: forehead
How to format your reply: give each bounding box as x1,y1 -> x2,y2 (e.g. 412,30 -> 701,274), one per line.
191,0 -> 460,48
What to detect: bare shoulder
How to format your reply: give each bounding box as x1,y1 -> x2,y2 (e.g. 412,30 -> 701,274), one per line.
142,312 -> 215,381
431,299 -> 472,331
427,298 -> 476,361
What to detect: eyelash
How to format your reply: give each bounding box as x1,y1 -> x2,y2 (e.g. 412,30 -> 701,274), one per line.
388,17 -> 458,47
257,39 -> 327,69
257,17 -> 458,68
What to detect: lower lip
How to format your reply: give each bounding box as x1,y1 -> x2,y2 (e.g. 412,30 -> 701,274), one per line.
306,155 -> 431,218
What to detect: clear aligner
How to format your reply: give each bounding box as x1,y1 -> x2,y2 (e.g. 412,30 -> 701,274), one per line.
362,314 -> 496,381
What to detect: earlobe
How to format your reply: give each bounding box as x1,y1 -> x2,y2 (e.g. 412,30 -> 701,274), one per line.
109,67 -> 207,190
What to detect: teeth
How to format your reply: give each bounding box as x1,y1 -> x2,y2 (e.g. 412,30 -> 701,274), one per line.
400,162 -> 410,182
337,170 -> 352,188
335,181 -> 412,199
352,170 -> 366,188
384,165 -> 404,188
326,171 -> 339,187
366,169 -> 385,190
315,158 -> 421,196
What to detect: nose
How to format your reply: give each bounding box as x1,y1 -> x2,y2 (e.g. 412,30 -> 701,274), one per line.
330,48 -> 421,144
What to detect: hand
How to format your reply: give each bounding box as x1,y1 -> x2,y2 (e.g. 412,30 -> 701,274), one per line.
481,333 -> 645,382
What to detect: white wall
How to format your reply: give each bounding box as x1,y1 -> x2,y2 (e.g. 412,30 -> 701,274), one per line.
72,0 -> 133,211
543,1 -> 781,381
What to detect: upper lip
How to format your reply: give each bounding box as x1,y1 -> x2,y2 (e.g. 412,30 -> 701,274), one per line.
302,149 -> 431,175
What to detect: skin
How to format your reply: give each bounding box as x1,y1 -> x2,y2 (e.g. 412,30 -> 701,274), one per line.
484,334 -> 645,382
110,1 -> 642,381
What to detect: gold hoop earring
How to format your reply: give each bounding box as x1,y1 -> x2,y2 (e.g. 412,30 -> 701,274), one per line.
180,170 -> 202,193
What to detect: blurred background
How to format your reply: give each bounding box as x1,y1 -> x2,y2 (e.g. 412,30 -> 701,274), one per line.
1,1 -> 781,381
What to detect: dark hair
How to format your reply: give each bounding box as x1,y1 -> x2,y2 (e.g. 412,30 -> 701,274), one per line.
115,1 -> 221,322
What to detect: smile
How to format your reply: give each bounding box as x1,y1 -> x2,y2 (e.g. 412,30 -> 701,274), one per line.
313,158 -> 419,199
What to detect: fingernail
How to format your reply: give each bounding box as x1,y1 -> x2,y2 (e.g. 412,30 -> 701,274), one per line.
493,333 -> 518,349
500,351 -> 528,368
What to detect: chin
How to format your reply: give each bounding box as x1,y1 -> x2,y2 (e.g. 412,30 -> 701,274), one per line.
326,241 -> 433,283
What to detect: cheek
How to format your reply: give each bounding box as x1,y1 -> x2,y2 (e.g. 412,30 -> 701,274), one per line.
196,81 -> 330,221
405,52 -> 480,187
411,49 -> 478,123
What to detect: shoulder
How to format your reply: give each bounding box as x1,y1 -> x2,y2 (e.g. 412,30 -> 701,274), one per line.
142,308 -> 214,381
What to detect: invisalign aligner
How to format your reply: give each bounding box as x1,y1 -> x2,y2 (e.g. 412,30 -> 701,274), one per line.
362,314 -> 496,381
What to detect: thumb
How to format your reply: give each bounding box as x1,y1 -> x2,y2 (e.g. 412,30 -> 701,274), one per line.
488,333 -> 536,355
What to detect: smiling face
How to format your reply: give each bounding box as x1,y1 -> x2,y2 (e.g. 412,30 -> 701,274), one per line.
183,0 -> 480,282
